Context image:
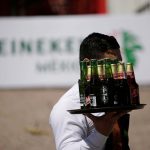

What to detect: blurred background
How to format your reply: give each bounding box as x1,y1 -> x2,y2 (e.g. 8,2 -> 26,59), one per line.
0,0 -> 150,150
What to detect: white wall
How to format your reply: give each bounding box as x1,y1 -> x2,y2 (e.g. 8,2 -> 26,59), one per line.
108,0 -> 150,14
0,15 -> 150,88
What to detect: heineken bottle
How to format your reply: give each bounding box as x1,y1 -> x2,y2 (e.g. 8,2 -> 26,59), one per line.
86,65 -> 91,82
98,61 -> 114,106
111,63 -> 120,105
97,64 -> 105,80
117,62 -> 131,105
126,63 -> 140,105
78,61 -> 87,109
84,64 -> 91,108
89,59 -> 100,108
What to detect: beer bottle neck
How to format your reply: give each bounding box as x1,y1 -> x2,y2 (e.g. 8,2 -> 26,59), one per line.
117,63 -> 127,79
111,64 -> 118,79
97,64 -> 104,80
87,65 -> 91,82
90,59 -> 99,80
80,61 -> 87,81
126,63 -> 135,79
104,63 -> 113,79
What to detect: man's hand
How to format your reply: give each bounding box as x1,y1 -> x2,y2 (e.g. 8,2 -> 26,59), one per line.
85,111 -> 128,136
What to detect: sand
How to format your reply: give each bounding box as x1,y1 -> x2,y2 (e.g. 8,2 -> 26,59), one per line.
0,86 -> 149,150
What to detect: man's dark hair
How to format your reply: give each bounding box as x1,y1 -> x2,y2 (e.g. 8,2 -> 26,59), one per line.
79,32 -> 120,61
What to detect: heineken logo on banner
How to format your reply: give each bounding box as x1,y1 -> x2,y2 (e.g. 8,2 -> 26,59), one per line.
122,31 -> 143,66
0,37 -> 81,73
0,15 -> 149,87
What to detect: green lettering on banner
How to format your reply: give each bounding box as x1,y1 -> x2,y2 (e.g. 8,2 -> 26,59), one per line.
11,40 -> 16,55
35,59 -> 79,73
61,61 -> 75,71
60,60 -> 79,71
36,61 -> 56,72
50,40 -> 60,53
37,39 -> 44,54
66,38 -> 73,53
20,40 -> 32,54
0,37 -> 81,56
0,39 -> 5,56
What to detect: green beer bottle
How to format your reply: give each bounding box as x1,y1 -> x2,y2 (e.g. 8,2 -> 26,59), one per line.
86,65 -> 91,82
99,61 -> 114,106
111,63 -> 119,105
117,62 -> 131,105
78,61 -> 87,109
126,63 -> 140,105
89,59 -> 100,108
84,65 -> 91,108
111,64 -> 118,80
97,64 -> 105,80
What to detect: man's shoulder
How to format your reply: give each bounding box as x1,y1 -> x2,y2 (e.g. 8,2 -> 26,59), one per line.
49,83 -> 82,125
51,83 -> 80,112
61,83 -> 79,101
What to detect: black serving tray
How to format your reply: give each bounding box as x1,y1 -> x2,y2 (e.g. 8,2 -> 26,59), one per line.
68,104 -> 146,114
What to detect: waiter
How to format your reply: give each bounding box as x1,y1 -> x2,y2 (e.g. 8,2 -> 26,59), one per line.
50,32 -> 130,150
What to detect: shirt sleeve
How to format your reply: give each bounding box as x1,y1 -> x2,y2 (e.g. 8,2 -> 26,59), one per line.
49,105 -> 108,150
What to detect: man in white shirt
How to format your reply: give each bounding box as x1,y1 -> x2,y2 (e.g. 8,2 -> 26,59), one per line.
49,33 -> 130,150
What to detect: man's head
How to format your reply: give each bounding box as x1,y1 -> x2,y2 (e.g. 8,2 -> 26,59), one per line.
79,32 -> 122,61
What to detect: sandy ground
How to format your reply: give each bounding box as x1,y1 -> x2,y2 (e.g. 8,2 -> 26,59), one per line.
0,86 -> 149,150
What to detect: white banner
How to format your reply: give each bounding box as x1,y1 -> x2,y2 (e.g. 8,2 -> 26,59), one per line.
0,15 -> 150,88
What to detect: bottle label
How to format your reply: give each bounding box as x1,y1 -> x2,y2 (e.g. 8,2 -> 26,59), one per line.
99,75 -> 104,80
127,72 -> 134,78
118,73 -> 125,79
100,85 -> 109,105
86,75 -> 91,81
113,73 -> 118,79
87,94 -> 97,107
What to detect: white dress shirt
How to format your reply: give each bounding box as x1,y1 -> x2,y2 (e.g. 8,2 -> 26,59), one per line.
49,83 -> 108,150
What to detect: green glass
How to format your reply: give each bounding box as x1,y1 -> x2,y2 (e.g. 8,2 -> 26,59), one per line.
79,61 -> 88,109
111,64 -> 118,79
126,63 -> 140,105
91,59 -> 98,77
98,62 -> 114,106
111,63 -> 120,105
104,62 -> 113,79
87,65 -> 91,82
80,61 -> 87,81
89,59 -> 99,108
117,62 -> 131,105
97,64 -> 104,80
